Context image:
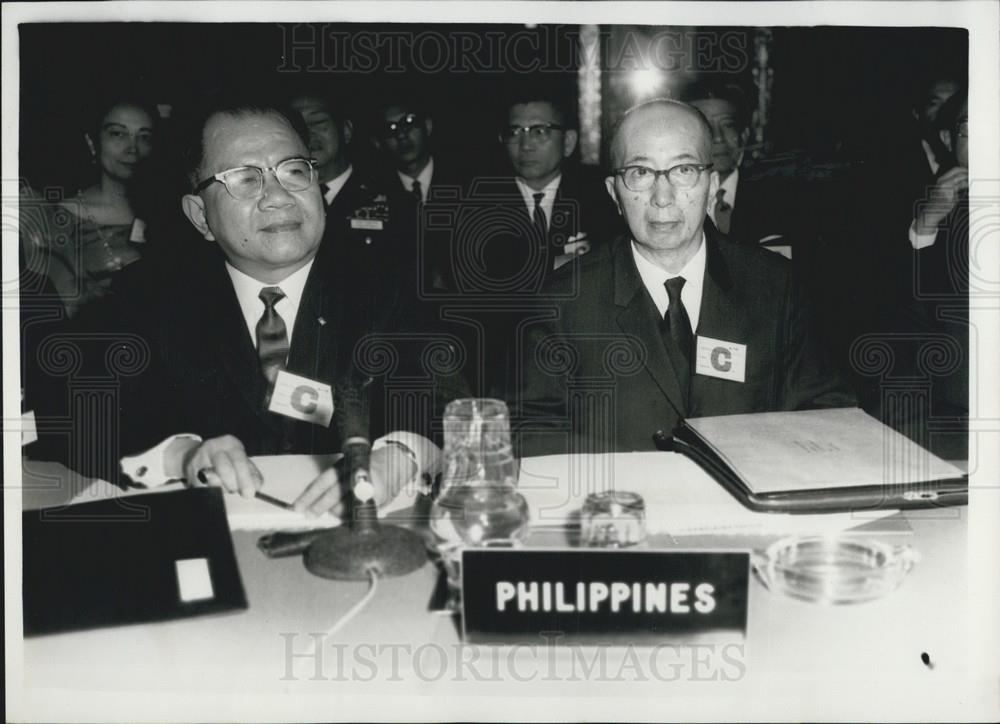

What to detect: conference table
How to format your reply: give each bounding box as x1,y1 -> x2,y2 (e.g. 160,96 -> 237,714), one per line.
13,453 -> 989,721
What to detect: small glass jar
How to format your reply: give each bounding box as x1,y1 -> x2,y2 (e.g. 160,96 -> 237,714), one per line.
580,490 -> 647,548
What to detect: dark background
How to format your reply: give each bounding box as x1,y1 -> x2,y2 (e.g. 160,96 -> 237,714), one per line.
19,22 -> 967,192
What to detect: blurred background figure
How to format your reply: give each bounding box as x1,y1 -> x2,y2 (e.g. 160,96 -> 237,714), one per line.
289,86 -> 418,280
20,96 -> 159,317
682,80 -> 789,248
371,91 -> 468,291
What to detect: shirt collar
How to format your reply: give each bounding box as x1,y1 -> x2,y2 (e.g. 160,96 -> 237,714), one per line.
398,157 -> 434,199
630,232 -> 707,327
323,165 -> 353,205
717,167 -> 740,207
225,257 -> 315,341
515,174 -> 562,214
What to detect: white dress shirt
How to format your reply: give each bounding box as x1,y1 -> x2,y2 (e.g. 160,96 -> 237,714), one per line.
397,157 -> 434,202
322,165 -> 353,206
708,167 -> 739,225
515,174 -> 561,228
631,233 -> 708,333
225,258 -> 314,346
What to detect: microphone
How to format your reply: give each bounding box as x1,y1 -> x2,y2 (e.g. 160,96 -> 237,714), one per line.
303,379 -> 427,581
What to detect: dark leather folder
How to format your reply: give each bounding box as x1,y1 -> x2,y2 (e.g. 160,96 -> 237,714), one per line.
23,487 -> 248,636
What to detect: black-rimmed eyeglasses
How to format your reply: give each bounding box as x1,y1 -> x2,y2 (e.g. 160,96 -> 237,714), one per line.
193,158 -> 317,200
611,163 -> 714,192
499,123 -> 566,144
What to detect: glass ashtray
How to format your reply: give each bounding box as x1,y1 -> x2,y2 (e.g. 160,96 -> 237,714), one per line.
752,536 -> 920,605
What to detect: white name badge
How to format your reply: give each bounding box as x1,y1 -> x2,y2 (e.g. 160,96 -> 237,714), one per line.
350,218 -> 384,231
129,217 -> 147,243
695,336 -> 747,383
267,370 -> 335,427
21,409 -> 38,446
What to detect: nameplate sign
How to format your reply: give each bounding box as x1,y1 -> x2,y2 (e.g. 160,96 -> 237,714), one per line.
461,549 -> 749,644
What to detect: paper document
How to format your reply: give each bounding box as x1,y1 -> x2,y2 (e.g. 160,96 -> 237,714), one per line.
516,452 -> 898,537
69,454 -> 416,531
225,455 -> 418,530
684,407 -> 965,494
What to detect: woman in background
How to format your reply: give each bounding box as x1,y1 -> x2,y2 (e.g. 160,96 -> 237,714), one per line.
21,96 -> 158,317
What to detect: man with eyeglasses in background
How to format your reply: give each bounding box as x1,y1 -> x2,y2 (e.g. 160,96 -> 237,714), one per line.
371,92 -> 469,291
30,98 -> 461,515
492,88 -> 621,278
516,99 -> 855,454
442,86 -> 620,400
288,86 -> 419,290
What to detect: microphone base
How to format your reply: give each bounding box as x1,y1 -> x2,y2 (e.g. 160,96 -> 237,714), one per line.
304,525 -> 428,580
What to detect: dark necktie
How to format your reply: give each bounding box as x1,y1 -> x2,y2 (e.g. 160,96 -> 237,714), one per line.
257,286 -> 289,389
714,188 -> 733,235
662,276 -> 693,402
532,191 -> 548,240
410,179 -> 423,203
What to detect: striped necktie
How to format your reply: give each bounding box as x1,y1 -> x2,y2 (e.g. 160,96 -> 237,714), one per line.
257,286 -> 289,389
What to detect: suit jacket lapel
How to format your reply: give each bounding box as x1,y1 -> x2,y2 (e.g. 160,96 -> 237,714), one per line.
202,262 -> 271,422
286,248 -> 340,381
611,238 -> 687,418
691,231 -> 749,403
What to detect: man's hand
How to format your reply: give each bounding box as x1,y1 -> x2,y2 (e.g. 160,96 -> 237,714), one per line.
178,434 -> 263,499
292,444 -> 417,518
915,167 -> 969,234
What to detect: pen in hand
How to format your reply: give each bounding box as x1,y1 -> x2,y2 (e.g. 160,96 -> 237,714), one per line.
196,466 -> 291,510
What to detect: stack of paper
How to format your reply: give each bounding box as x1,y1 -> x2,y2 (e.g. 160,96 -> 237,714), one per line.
684,407 -> 964,494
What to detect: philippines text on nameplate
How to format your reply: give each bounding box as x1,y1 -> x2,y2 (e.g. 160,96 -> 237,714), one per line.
461,549 -> 749,644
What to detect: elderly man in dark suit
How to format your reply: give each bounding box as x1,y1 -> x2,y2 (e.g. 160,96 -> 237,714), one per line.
31,99 -> 464,515
516,99 -> 855,454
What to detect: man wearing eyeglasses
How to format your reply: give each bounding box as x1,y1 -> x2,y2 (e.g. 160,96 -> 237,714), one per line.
33,100 -> 456,516
371,96 -> 469,291
289,90 -> 418,287
516,99 -> 854,454
493,93 -> 620,277
443,90 -> 620,399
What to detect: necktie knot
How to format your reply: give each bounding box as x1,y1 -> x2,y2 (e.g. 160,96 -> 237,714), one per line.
663,276 -> 686,304
410,179 -> 423,201
533,191 -> 545,208
259,286 -> 285,309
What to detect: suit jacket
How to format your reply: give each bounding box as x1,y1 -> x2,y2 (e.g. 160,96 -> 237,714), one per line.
516,229 -> 857,455
30,236 -> 468,482
725,175 -> 788,246
323,170 -> 420,290
377,157 -> 471,294
448,167 -> 623,294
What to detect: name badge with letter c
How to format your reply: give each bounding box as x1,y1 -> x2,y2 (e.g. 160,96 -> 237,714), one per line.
695,336 -> 747,383
267,370 -> 335,427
